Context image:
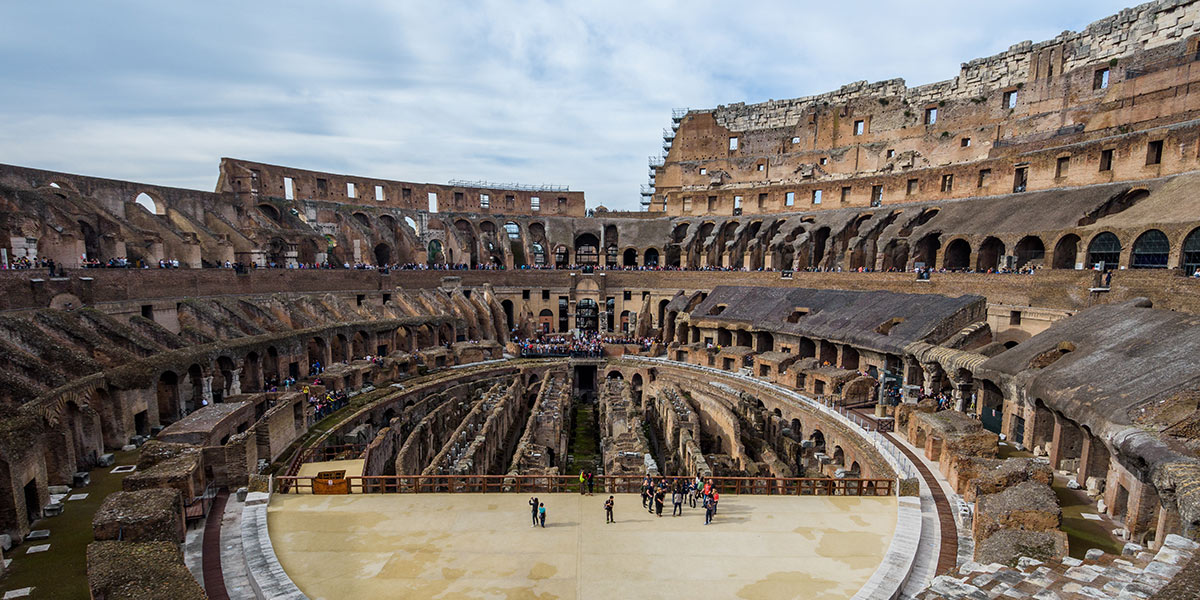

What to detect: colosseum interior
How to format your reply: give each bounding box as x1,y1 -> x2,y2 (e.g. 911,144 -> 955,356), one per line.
3,1 -> 1200,599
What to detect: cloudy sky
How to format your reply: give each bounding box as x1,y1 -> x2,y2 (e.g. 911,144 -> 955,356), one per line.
0,0 -> 1134,210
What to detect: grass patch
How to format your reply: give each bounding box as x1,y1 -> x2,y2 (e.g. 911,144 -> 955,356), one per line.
1054,478 -> 1123,558
1,450 -> 139,599
568,399 -> 600,482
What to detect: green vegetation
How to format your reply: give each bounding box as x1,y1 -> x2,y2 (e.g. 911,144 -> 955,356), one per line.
568,398 -> 600,483
1,450 -> 139,600
1054,479 -> 1124,559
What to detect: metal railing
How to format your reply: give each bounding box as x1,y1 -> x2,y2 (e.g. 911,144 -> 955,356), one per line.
275,474 -> 893,496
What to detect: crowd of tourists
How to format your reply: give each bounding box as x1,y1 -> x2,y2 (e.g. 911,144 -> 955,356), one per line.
515,333 -> 603,357
308,388 -> 349,421
640,475 -> 721,524
514,331 -> 655,357
527,474 -> 722,528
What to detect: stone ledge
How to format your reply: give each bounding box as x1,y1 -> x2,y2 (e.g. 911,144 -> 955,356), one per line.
853,495 -> 924,600
240,500 -> 307,600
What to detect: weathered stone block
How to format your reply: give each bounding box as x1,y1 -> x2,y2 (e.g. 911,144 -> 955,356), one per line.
86,541 -> 206,600
93,489 -> 185,544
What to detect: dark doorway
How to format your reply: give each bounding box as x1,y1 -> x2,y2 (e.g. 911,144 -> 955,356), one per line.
24,479 -> 40,524
134,411 -> 149,436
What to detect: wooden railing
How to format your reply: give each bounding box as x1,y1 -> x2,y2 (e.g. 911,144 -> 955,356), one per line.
275,474 -> 893,496
278,443 -> 369,492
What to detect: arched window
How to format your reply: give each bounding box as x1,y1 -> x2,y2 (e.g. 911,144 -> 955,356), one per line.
1086,232 -> 1121,269
644,248 -> 659,266
504,221 -> 521,240
427,240 -> 443,265
1130,229 -> 1169,268
134,192 -> 163,215
1182,228 -> 1200,276
532,242 -> 546,266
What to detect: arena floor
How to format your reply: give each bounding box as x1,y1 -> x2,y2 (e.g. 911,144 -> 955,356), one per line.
267,492 -> 897,600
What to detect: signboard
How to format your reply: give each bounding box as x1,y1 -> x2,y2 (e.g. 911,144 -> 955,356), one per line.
780,270 -> 793,280
313,470 -> 349,495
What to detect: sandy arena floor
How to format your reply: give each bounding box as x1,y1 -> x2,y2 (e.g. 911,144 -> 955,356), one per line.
267,491 -> 897,600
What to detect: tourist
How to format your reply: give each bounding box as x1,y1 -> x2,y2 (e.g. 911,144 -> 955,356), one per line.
672,485 -> 683,516
654,487 -> 665,517
579,471 -> 587,495
586,471 -> 594,495
711,489 -> 720,515
605,496 -> 614,523
687,479 -> 697,508
538,502 -> 546,528
529,496 -> 539,527
703,494 -> 715,525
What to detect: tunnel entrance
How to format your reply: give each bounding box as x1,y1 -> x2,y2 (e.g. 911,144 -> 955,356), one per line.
574,364 -> 596,397
24,479 -> 40,525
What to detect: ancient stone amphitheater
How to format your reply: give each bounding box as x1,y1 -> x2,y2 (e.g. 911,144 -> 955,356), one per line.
2,1 -> 1200,599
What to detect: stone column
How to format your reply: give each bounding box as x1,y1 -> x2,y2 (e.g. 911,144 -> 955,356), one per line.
200,376 -> 214,406
228,368 -> 242,396
1049,413 -> 1083,473
1153,503 -> 1182,549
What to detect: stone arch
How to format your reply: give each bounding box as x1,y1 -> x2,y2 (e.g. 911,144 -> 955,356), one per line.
809,429 -> 826,454
307,337 -> 328,373
373,242 -> 392,266
333,334 -> 349,363
501,299 -> 515,334
352,331 -> 369,358
1131,229 -> 1170,269
353,212 -> 371,228
976,236 -> 1006,271
574,233 -> 600,266
78,220 -> 102,262
186,363 -> 206,412
755,331 -> 774,353
1086,231 -> 1122,269
1182,227 -> 1200,276
797,338 -> 816,359
243,351 -> 262,393
832,445 -> 845,466
264,346 -> 280,383
841,346 -> 860,370
880,239 -> 909,271
788,418 -> 802,440
913,232 -> 941,267
644,248 -> 660,266
943,238 -> 970,270
1013,235 -> 1045,268
257,204 -> 281,223
157,371 -> 181,423
1052,234 -> 1080,269
810,226 -> 831,268
427,240 -> 444,265
577,298 -> 599,332
631,373 -> 643,404
134,192 -> 165,215
214,355 -> 238,401
623,247 -> 638,266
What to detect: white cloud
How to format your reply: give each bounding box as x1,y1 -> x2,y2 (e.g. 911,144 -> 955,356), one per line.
0,0 -> 1136,209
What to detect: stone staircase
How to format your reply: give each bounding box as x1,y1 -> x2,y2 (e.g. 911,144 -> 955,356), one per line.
917,534 -> 1198,600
